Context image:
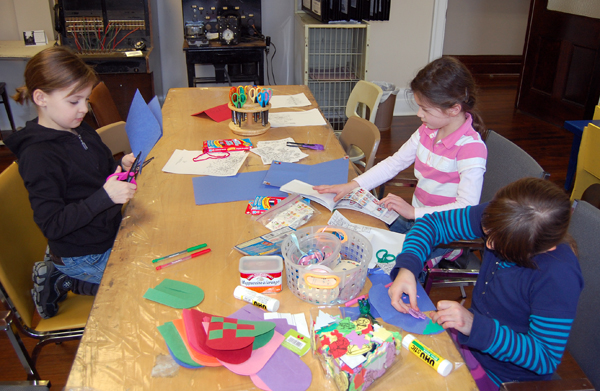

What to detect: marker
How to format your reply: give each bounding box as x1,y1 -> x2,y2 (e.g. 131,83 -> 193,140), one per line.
155,248 -> 211,270
152,243 -> 208,263
344,295 -> 366,307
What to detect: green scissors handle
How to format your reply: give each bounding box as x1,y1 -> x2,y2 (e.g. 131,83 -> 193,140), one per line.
376,249 -> 396,263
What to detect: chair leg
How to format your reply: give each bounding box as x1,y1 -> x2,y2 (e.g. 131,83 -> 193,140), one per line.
1,312 -> 41,381
31,333 -> 83,365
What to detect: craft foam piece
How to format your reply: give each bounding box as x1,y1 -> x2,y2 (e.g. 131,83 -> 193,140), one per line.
251,374 -> 273,391
261,158 -> 350,187
368,283 -> 443,335
336,317 -> 357,335
345,331 -> 368,350
218,330 -> 285,375
143,279 -> 204,309
192,170 -> 286,206
255,342 -> 313,391
182,309 -> 254,364
157,321 -> 203,368
172,318 -> 221,367
125,90 -> 162,168
340,353 -> 367,370
314,310 -> 338,330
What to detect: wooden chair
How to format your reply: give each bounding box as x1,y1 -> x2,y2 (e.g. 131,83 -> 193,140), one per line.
424,131 -> 548,295
570,123 -> 600,202
96,121 -> 131,156
343,81 -> 383,164
88,81 -> 123,128
500,200 -> 600,391
339,116 -> 381,175
0,162 -> 94,380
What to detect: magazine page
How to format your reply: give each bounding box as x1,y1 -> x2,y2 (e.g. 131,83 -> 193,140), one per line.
336,188 -> 399,224
279,179 -> 336,210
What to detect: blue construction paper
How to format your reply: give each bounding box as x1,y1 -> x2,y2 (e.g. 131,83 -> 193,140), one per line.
126,90 -> 162,169
148,96 -> 163,130
168,346 -> 203,369
192,170 -> 287,205
369,283 -> 442,335
262,158 -> 350,187
368,268 -> 394,287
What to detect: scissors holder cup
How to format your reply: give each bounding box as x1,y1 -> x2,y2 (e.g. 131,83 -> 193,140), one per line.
228,101 -> 271,137
281,226 -> 372,305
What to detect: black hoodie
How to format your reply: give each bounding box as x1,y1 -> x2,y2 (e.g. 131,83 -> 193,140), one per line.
5,119 -> 122,257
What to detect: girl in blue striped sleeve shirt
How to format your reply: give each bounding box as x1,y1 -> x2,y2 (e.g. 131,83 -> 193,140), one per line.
389,178 -> 583,389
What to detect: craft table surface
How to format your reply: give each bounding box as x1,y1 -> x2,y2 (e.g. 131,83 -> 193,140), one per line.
65,86 -> 477,390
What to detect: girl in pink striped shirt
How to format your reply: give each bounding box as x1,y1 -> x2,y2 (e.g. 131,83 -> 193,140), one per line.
315,57 -> 488,266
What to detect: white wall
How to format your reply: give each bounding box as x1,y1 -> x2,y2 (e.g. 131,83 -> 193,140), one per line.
443,0 -> 530,55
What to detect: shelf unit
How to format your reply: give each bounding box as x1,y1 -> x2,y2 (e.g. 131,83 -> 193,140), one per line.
295,12 -> 370,130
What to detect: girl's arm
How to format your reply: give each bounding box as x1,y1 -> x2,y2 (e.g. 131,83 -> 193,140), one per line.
353,129 -> 420,191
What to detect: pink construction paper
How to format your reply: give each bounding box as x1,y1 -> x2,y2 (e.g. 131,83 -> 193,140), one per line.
251,374 -> 273,391
256,344 -> 313,391
218,330 -> 285,375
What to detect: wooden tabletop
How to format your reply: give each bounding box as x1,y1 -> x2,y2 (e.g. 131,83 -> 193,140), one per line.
65,85 -> 477,390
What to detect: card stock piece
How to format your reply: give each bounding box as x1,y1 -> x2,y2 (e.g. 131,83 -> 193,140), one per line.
143,279 -> 204,309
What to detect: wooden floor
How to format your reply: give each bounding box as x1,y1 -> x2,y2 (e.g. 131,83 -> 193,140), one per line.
0,77 -> 585,388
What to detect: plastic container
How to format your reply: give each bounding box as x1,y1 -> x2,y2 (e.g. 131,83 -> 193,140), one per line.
281,226 -> 373,305
372,81 -> 399,132
239,255 -> 283,293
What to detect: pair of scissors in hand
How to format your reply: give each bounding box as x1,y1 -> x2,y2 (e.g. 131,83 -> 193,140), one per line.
376,249 -> 396,264
107,151 -> 141,185
231,92 -> 246,108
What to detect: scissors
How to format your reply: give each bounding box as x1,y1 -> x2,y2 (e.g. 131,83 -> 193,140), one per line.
236,86 -> 245,96
376,249 -> 396,263
261,88 -> 273,101
247,87 -> 259,103
107,151 -> 141,185
257,91 -> 269,107
231,92 -> 246,108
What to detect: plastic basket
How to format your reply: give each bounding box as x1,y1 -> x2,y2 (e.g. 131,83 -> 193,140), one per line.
281,226 -> 372,305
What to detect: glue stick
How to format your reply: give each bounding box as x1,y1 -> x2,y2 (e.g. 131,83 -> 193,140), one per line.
233,285 -> 280,312
402,334 -> 453,376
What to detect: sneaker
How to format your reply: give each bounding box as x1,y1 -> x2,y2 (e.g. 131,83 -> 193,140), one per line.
443,249 -> 464,262
31,261 -> 72,319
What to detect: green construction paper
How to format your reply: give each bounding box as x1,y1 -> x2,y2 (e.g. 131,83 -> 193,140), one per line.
316,323 -> 338,335
237,319 -> 276,350
423,319 -> 444,334
157,321 -> 203,368
209,329 -> 223,340
143,279 -> 204,309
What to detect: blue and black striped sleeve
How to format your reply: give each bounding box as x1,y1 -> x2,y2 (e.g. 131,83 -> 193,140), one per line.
392,204 -> 485,278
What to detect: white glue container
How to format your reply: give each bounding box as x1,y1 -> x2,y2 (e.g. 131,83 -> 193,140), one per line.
234,285 -> 280,312
239,255 -> 283,293
402,334 -> 453,376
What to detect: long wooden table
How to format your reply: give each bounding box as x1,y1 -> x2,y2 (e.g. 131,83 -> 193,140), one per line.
65,85 -> 477,390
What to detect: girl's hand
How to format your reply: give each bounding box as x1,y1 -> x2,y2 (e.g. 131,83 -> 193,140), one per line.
313,181 -> 359,202
377,193 -> 415,220
431,300 -> 474,335
104,166 -> 137,204
121,153 -> 136,172
388,268 -> 419,313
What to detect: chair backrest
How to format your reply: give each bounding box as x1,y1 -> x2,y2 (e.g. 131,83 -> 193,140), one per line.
480,130 -> 547,203
88,81 -> 123,128
0,162 -> 47,328
96,121 -> 132,156
567,200 -> 600,390
339,116 -> 381,170
345,80 -> 383,123
570,123 -> 600,201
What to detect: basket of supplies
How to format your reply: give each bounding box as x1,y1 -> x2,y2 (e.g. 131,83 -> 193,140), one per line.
281,226 -> 372,305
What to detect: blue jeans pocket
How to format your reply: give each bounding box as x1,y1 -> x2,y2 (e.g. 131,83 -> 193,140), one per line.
55,249 -> 111,284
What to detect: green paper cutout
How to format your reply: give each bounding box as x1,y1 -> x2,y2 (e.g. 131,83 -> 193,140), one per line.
223,323 -> 237,330
237,319 -> 276,350
212,317 -> 224,322
143,279 -> 204,309
337,317 -> 357,336
209,329 -> 223,340
316,323 -> 338,335
157,321 -> 203,368
423,319 -> 444,334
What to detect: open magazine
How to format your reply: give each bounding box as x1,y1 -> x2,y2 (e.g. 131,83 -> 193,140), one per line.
279,179 -> 399,225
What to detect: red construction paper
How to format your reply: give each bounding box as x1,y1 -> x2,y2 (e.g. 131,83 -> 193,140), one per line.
205,316 -> 255,351
172,318 -> 221,367
182,309 -> 253,364
192,104 -> 231,122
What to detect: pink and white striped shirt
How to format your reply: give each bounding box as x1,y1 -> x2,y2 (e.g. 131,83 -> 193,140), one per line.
355,113 -> 487,219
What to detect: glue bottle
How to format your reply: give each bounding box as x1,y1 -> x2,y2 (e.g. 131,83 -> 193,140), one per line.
233,285 -> 280,312
402,334 -> 453,376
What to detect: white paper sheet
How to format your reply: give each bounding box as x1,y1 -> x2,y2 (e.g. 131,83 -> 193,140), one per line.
269,108 -> 327,128
269,93 -> 312,109
251,137 -> 309,164
161,149 -> 248,176
264,312 -> 310,338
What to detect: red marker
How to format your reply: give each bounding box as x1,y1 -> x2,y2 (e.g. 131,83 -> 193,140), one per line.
155,248 -> 211,270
